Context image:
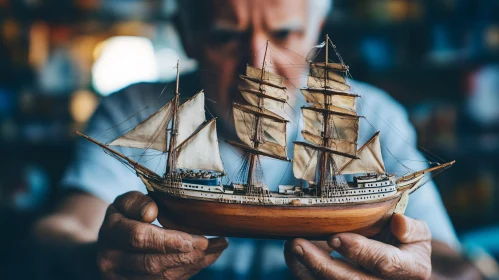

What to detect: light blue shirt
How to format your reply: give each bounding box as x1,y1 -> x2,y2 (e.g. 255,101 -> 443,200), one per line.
62,74 -> 459,279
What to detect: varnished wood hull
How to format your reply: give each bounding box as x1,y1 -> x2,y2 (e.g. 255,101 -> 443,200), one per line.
150,192 -> 402,239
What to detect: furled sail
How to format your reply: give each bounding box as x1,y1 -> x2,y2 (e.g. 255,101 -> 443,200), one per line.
336,132 -> 386,175
293,142 -> 319,183
302,107 -> 360,145
239,89 -> 286,109
301,130 -> 357,156
239,64 -> 287,110
300,89 -> 357,112
239,76 -> 287,102
175,91 -> 206,147
245,65 -> 284,87
307,76 -> 351,92
294,38 -> 363,186
108,100 -> 173,152
309,63 -> 347,83
174,119 -> 225,172
310,62 -> 348,72
233,103 -> 288,158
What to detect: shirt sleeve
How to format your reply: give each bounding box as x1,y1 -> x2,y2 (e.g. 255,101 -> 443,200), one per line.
61,85 -> 152,204
356,82 -> 460,249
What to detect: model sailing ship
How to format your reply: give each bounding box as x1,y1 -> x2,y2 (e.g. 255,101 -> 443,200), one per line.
76,35 -> 455,239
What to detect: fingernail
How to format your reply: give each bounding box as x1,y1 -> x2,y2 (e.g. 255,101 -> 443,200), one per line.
332,237 -> 342,248
293,245 -> 304,256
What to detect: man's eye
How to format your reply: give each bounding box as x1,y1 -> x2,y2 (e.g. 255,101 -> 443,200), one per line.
208,30 -> 241,45
272,30 -> 291,40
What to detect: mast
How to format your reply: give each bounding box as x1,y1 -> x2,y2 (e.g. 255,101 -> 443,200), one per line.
247,41 -> 269,191
319,34 -> 330,193
293,34 -> 360,196
228,41 -> 289,193
166,60 -> 180,175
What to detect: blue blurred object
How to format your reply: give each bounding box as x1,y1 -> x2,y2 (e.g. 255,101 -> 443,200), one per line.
462,227 -> 499,256
467,65 -> 499,126
12,165 -> 50,211
360,37 -> 393,70
0,88 -> 14,117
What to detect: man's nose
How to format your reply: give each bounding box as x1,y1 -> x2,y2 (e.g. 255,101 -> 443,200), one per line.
248,34 -> 270,69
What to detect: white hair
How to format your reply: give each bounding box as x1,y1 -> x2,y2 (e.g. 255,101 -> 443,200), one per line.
312,0 -> 333,20
177,0 -> 333,41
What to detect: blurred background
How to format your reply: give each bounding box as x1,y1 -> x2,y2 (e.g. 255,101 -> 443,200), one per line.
0,0 -> 498,278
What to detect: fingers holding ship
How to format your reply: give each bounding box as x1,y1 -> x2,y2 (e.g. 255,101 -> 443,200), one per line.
97,191 -> 228,279
285,214 -> 432,280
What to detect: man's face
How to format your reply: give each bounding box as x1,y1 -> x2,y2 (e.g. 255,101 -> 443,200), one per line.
185,0 -> 323,124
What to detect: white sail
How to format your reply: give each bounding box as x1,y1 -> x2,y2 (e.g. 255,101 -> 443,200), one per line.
300,89 -> 357,112
233,104 -> 288,158
245,65 -> 284,87
307,76 -> 351,92
293,142 -> 318,183
108,100 -> 173,152
337,132 -> 385,175
175,91 -> 206,147
302,108 -> 359,144
175,119 -> 225,172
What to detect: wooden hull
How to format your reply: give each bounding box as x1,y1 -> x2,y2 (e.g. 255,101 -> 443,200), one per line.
150,192 -> 402,239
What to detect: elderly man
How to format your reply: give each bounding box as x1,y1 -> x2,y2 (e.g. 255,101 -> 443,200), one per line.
35,0 -> 481,279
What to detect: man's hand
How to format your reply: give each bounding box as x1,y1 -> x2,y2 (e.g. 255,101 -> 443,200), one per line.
97,191 -> 228,279
284,214 -> 432,280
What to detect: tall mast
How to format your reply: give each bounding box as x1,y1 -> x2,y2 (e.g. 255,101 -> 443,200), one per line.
319,34 -> 330,193
247,41 -> 269,191
166,60 -> 180,175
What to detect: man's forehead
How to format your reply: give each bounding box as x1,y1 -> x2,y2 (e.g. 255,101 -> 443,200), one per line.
210,0 -> 308,29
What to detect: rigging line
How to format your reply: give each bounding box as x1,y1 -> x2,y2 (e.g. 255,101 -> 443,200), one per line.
328,38 -> 347,67
283,74 -> 324,108
134,107 -> 173,163
277,161 -> 292,186
98,106 -> 152,140
137,110 -> 172,162
142,152 -> 167,163
98,82 -> 172,140
278,44 -> 316,62
253,41 -> 268,60
154,152 -> 165,173
268,45 -> 297,66
282,105 -> 301,129
204,105 -> 215,119
384,157 -> 438,163
345,70 -> 444,163
363,117 -> 413,172
413,166 -> 447,193
355,93 -> 440,163
225,145 -> 248,183
125,152 -> 164,158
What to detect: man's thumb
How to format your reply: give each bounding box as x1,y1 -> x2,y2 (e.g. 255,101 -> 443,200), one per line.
113,191 -> 158,223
